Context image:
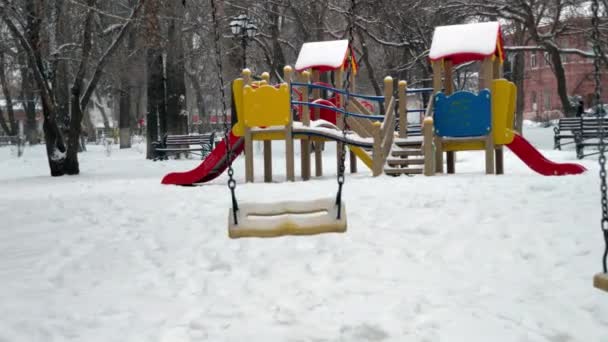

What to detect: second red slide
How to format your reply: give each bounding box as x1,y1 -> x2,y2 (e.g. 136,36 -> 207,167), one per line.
506,131 -> 586,176
161,132 -> 244,185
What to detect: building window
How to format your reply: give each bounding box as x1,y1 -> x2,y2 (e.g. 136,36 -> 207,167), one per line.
530,53 -> 537,68
531,91 -> 537,111
544,89 -> 551,110
543,52 -> 550,66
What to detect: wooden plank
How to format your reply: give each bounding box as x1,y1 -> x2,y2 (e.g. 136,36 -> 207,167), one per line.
479,57 -> 493,90
495,147 -> 504,175
594,273 -> 608,292
350,97 -> 374,115
372,122 -> 383,177
485,133 -> 495,174
350,150 -> 357,173
346,115 -> 373,138
447,151 -> 455,174
432,60 -> 443,94
264,140 -> 272,183
312,69 -> 322,177
444,60 -> 453,95
286,128 -> 295,182
493,58 -> 503,79
435,136 -> 444,173
245,126 -> 254,182
399,80 -> 407,138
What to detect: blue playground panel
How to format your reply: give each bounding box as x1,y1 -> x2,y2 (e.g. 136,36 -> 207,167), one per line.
434,89 -> 492,137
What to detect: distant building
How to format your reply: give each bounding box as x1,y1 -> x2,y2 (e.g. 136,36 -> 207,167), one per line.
0,99 -> 43,135
504,18 -> 608,120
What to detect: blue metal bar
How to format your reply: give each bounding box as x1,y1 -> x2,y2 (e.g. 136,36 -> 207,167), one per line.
291,82 -> 385,102
406,88 -> 433,94
291,101 -> 385,121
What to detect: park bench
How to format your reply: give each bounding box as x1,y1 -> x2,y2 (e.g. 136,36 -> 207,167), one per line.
0,135 -> 18,146
152,132 -> 216,161
574,117 -> 608,159
553,117 -> 583,150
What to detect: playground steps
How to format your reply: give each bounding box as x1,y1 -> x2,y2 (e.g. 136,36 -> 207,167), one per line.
391,148 -> 423,157
384,167 -> 424,175
386,158 -> 424,166
394,136 -> 423,147
383,141 -> 425,176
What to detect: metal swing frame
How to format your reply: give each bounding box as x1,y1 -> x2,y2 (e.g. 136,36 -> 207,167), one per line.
590,0 -> 608,292
209,0 -> 357,239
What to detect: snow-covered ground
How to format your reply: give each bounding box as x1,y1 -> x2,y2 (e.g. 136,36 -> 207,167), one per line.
0,125 -> 606,342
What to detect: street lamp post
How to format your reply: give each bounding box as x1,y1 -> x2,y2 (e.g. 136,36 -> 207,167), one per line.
229,14 -> 257,69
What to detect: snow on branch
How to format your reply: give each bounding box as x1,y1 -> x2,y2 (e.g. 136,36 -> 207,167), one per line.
505,45 -> 596,58
80,0 -> 145,111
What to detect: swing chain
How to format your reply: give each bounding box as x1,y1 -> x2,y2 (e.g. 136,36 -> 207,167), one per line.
335,0 -> 357,219
210,0 -> 239,223
592,0 -> 608,272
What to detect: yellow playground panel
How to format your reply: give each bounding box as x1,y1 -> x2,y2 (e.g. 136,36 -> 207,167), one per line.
243,84 -> 291,128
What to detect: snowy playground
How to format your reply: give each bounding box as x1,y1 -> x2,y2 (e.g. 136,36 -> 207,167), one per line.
0,124 -> 606,341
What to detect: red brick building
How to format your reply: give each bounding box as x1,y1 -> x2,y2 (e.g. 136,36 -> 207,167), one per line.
505,20 -> 608,120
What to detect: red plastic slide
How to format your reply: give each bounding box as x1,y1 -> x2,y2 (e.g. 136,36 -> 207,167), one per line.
506,132 -> 586,176
161,132 -> 244,185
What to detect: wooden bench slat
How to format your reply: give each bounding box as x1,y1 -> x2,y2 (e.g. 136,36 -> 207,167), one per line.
153,132 -> 216,161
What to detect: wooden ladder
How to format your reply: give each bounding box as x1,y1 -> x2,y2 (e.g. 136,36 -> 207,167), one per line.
384,137 -> 424,176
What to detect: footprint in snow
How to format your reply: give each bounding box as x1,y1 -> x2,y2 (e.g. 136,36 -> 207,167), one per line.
339,323 -> 388,341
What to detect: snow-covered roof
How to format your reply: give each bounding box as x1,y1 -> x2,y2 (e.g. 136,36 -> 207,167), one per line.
295,40 -> 355,73
429,22 -> 505,66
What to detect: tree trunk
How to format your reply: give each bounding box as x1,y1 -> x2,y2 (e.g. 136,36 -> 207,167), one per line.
145,0 -> 164,159
95,92 -> 111,131
18,54 -> 39,143
513,50 -> 526,134
119,76 -> 131,148
186,72 -> 207,130
64,1 -> 95,175
356,29 -> 383,96
52,0 -> 71,132
545,44 -> 574,117
64,80 -> 85,174
146,50 -> 164,159
0,106 -> 9,135
269,2 -> 287,82
0,52 -> 17,135
165,1 -> 187,135
511,24 -> 527,134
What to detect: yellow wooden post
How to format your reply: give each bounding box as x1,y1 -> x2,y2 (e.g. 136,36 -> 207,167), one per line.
493,58 -> 504,174
423,116 -> 435,176
261,72 -> 270,83
336,69 -> 344,173
444,60 -> 456,174
300,70 -> 311,180
432,60 -> 443,94
444,60 -> 453,95
493,58 -> 503,79
312,69 -> 323,177
242,69 -> 254,182
263,69 -> 273,182
242,68 -> 251,85
384,76 -> 393,107
481,57 -> 495,174
594,273 -> 608,292
399,80 -> 407,138
432,60 -> 444,173
372,121 -> 382,176
480,57 -> 493,90
284,66 -> 295,181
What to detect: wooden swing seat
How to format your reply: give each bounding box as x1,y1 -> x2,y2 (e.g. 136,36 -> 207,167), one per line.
594,273 -> 608,292
228,198 -> 347,238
